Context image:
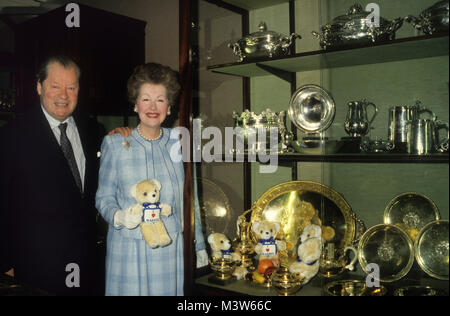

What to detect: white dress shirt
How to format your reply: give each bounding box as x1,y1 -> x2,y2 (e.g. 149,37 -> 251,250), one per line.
41,105 -> 86,190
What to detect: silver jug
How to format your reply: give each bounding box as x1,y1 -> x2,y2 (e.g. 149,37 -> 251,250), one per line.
406,119 -> 449,155
344,100 -> 378,137
388,103 -> 437,145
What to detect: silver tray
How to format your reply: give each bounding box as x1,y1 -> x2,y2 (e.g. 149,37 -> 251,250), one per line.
384,192 -> 440,241
288,85 -> 336,133
358,224 -> 414,282
414,220 -> 449,280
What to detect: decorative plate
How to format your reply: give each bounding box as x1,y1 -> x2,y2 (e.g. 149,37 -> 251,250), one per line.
288,85 -> 336,133
414,220 -> 449,280
384,192 -> 440,241
250,181 -> 363,254
197,178 -> 233,236
358,224 -> 414,283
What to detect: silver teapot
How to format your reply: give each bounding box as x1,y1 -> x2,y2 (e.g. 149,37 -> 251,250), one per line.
405,0 -> 449,35
312,4 -> 403,50
229,22 -> 301,62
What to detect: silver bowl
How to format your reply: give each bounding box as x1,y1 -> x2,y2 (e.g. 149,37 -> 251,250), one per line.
291,138 -> 343,155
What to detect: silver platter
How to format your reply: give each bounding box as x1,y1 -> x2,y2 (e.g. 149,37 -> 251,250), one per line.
288,84 -> 336,133
358,224 -> 414,283
414,220 -> 449,280
384,192 -> 440,241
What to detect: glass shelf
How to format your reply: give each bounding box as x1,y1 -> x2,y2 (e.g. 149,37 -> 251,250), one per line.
218,0 -> 289,10
208,33 -> 449,78
222,153 -> 449,164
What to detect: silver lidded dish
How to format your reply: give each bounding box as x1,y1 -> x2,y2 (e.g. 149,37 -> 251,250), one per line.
312,4 -> 403,50
229,21 -> 301,62
405,0 -> 449,35
232,109 -> 291,153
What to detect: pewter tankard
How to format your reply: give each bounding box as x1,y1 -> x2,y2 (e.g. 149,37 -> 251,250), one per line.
388,104 -> 437,145
406,119 -> 449,155
344,100 -> 378,137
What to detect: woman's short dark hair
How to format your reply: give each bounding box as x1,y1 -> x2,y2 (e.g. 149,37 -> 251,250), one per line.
36,55 -> 81,84
127,63 -> 181,107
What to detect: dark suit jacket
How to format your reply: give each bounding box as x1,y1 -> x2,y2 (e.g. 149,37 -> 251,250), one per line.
0,106 -> 102,295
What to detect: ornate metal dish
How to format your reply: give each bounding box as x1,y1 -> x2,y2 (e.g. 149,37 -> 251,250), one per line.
384,192 -> 440,241
228,21 -> 301,62
232,109 -> 291,153
394,285 -> 445,296
414,220 -> 449,280
197,178 -> 233,236
358,224 -> 414,283
324,279 -> 387,296
288,85 -> 336,134
250,181 -> 364,254
405,0 -> 449,35
312,4 -> 403,50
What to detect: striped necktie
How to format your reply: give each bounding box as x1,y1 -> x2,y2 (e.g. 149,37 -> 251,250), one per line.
58,123 -> 83,193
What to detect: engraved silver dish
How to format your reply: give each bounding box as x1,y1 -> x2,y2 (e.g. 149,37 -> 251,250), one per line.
312,4 -> 403,50
229,21 -> 301,62
324,279 -> 387,296
405,0 -> 449,35
414,220 -> 449,280
394,285 -> 445,296
358,224 -> 414,282
288,85 -> 336,134
384,192 -> 441,241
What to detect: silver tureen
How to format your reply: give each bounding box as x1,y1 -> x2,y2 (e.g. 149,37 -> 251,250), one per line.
405,0 -> 449,35
312,4 -> 403,50
229,22 -> 301,62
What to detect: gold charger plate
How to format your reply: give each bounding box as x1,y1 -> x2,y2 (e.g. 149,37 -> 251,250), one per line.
414,220 -> 449,280
384,192 -> 440,241
358,224 -> 414,282
250,181 -> 362,254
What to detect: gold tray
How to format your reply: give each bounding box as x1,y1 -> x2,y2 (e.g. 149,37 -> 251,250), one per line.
250,181 -> 362,253
414,220 -> 449,280
358,224 -> 414,282
384,192 -> 440,241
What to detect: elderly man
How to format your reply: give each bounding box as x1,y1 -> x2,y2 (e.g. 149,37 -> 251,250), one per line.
0,55 -> 107,295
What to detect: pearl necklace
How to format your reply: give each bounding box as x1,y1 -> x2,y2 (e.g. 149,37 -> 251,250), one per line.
137,124 -> 163,141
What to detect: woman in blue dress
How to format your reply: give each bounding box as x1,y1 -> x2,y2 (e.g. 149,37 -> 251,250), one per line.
96,63 -> 206,296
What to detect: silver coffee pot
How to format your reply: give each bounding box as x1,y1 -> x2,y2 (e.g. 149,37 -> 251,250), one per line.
344,100 -> 378,137
388,102 -> 437,145
407,119 -> 449,155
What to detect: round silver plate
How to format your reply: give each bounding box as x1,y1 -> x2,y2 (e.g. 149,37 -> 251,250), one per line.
384,192 -> 440,241
288,84 -> 336,133
415,220 -> 449,280
358,224 -> 414,283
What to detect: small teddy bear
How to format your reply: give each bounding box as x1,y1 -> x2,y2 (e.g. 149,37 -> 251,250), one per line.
252,220 -> 286,268
207,232 -> 241,262
130,179 -> 172,248
289,224 -> 322,284
207,232 -> 247,280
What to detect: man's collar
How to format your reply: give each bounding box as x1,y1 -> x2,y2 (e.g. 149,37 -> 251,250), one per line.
41,105 -> 74,129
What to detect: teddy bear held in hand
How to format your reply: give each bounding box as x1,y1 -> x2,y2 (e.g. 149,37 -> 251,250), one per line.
130,179 -> 172,248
